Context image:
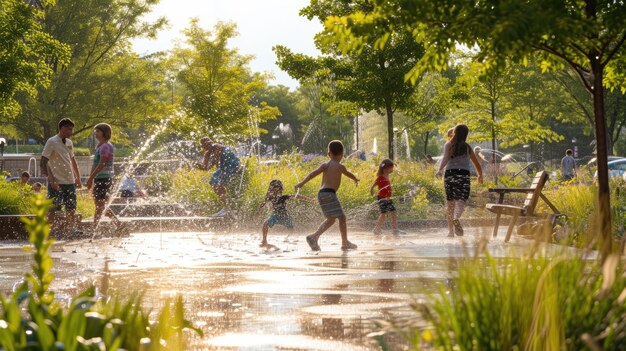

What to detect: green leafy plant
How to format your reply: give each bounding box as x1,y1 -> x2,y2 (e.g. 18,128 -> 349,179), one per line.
0,181 -> 34,215
383,251 -> 626,350
0,195 -> 202,350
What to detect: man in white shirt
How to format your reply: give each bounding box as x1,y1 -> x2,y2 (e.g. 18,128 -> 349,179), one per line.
40,118 -> 83,235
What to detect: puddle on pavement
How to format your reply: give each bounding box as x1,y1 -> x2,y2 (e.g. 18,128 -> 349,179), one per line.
0,227 -> 535,350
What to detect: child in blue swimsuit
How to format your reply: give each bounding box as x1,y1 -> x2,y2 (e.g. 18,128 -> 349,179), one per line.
258,180 -> 313,247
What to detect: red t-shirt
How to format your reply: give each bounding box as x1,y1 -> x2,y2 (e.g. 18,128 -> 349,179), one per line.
374,175 -> 392,198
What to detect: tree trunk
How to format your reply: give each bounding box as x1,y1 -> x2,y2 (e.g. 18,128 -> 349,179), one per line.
591,56 -> 612,258
491,100 -> 498,185
386,97 -> 394,160
423,131 -> 430,156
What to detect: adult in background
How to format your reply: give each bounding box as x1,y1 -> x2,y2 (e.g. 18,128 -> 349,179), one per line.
436,124 -> 484,237
561,148 -> 576,181
40,118 -> 83,235
195,137 -> 241,216
86,123 -> 124,230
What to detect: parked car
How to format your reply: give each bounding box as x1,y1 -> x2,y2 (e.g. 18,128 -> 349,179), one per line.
587,155 -> 625,167
593,158 -> 626,181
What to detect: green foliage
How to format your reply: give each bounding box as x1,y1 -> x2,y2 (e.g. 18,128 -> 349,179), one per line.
173,20 -> 279,141
168,156 -> 446,220
275,0 -> 427,159
0,0 -> 70,120
0,181 -> 34,215
0,195 -> 201,350
9,0 -> 169,143
399,253 -> 626,350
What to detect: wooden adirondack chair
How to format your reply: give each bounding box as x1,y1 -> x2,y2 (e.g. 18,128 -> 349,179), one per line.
486,171 -> 565,242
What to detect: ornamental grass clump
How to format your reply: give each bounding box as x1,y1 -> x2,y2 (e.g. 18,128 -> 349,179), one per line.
392,252 -> 626,350
0,195 -> 202,350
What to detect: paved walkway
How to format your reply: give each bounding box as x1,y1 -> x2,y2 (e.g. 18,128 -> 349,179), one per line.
0,226 -> 558,350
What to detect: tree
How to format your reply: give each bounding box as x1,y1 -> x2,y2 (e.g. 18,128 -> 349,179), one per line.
0,0 -> 69,121
8,0 -> 168,143
297,84 -> 353,154
274,0 -> 425,160
327,0 -> 626,253
404,71 -> 453,158
173,21 -> 279,142
256,85 -> 303,154
447,62 -> 564,183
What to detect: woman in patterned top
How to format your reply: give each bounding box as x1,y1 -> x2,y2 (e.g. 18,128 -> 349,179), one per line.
87,123 -> 124,229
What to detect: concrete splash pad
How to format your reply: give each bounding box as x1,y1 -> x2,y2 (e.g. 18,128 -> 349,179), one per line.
0,226 -> 551,350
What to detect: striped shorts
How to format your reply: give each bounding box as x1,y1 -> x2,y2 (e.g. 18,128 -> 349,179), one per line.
317,189 -> 345,218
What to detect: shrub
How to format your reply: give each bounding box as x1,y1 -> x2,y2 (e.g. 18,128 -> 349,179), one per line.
0,195 -> 201,350
0,180 -> 34,215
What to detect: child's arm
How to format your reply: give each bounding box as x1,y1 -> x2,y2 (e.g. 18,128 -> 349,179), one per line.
293,194 -> 316,203
295,163 -> 327,190
370,180 -> 377,196
436,142 -> 451,177
342,165 -> 360,185
253,201 -> 267,217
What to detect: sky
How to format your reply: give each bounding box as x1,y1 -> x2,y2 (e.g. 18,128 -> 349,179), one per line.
132,0 -> 322,89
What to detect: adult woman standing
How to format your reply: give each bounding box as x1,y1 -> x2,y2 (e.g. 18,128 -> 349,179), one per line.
86,123 -> 123,229
436,124 -> 483,237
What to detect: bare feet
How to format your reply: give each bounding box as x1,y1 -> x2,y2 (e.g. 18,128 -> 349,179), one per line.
306,234 -> 321,251
341,241 -> 357,250
260,242 -> 269,248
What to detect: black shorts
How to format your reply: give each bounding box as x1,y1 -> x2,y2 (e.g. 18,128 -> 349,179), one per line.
444,169 -> 471,201
93,178 -> 113,201
47,183 -> 77,211
378,198 -> 396,213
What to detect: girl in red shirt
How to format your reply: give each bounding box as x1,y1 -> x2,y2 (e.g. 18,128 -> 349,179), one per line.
370,159 -> 404,235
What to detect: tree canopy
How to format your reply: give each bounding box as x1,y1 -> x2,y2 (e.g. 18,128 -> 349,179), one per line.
0,0 -> 69,121
325,0 -> 626,254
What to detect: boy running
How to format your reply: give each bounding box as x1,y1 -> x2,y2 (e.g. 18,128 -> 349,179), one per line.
295,140 -> 359,251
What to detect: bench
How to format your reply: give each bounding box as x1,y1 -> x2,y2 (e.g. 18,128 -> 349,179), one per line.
485,171 -> 566,242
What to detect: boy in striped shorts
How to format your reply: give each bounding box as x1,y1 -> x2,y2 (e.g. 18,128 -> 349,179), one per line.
295,140 -> 360,251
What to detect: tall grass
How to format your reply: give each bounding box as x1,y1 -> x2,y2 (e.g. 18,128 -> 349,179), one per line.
168,155 -> 446,221
396,252 -> 626,350
0,195 -> 201,350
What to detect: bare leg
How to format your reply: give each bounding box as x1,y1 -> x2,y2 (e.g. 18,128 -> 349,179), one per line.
390,211 -> 398,231
338,215 -> 357,250
446,201 -> 455,236
306,216 -> 335,251
212,184 -> 227,208
94,199 -> 106,226
260,219 -> 270,246
373,213 -> 386,233
454,200 -> 466,220
67,209 -> 79,233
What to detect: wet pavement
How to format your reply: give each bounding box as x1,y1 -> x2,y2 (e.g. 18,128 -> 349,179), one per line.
0,226 -> 542,350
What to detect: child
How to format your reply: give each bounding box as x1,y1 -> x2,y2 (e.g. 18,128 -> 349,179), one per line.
258,179 -> 314,247
436,124 -> 483,237
295,140 -> 360,251
32,182 -> 43,193
370,159 -> 404,235
20,171 -> 30,186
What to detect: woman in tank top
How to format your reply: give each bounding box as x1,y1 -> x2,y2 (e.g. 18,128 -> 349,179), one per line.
436,124 -> 484,237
